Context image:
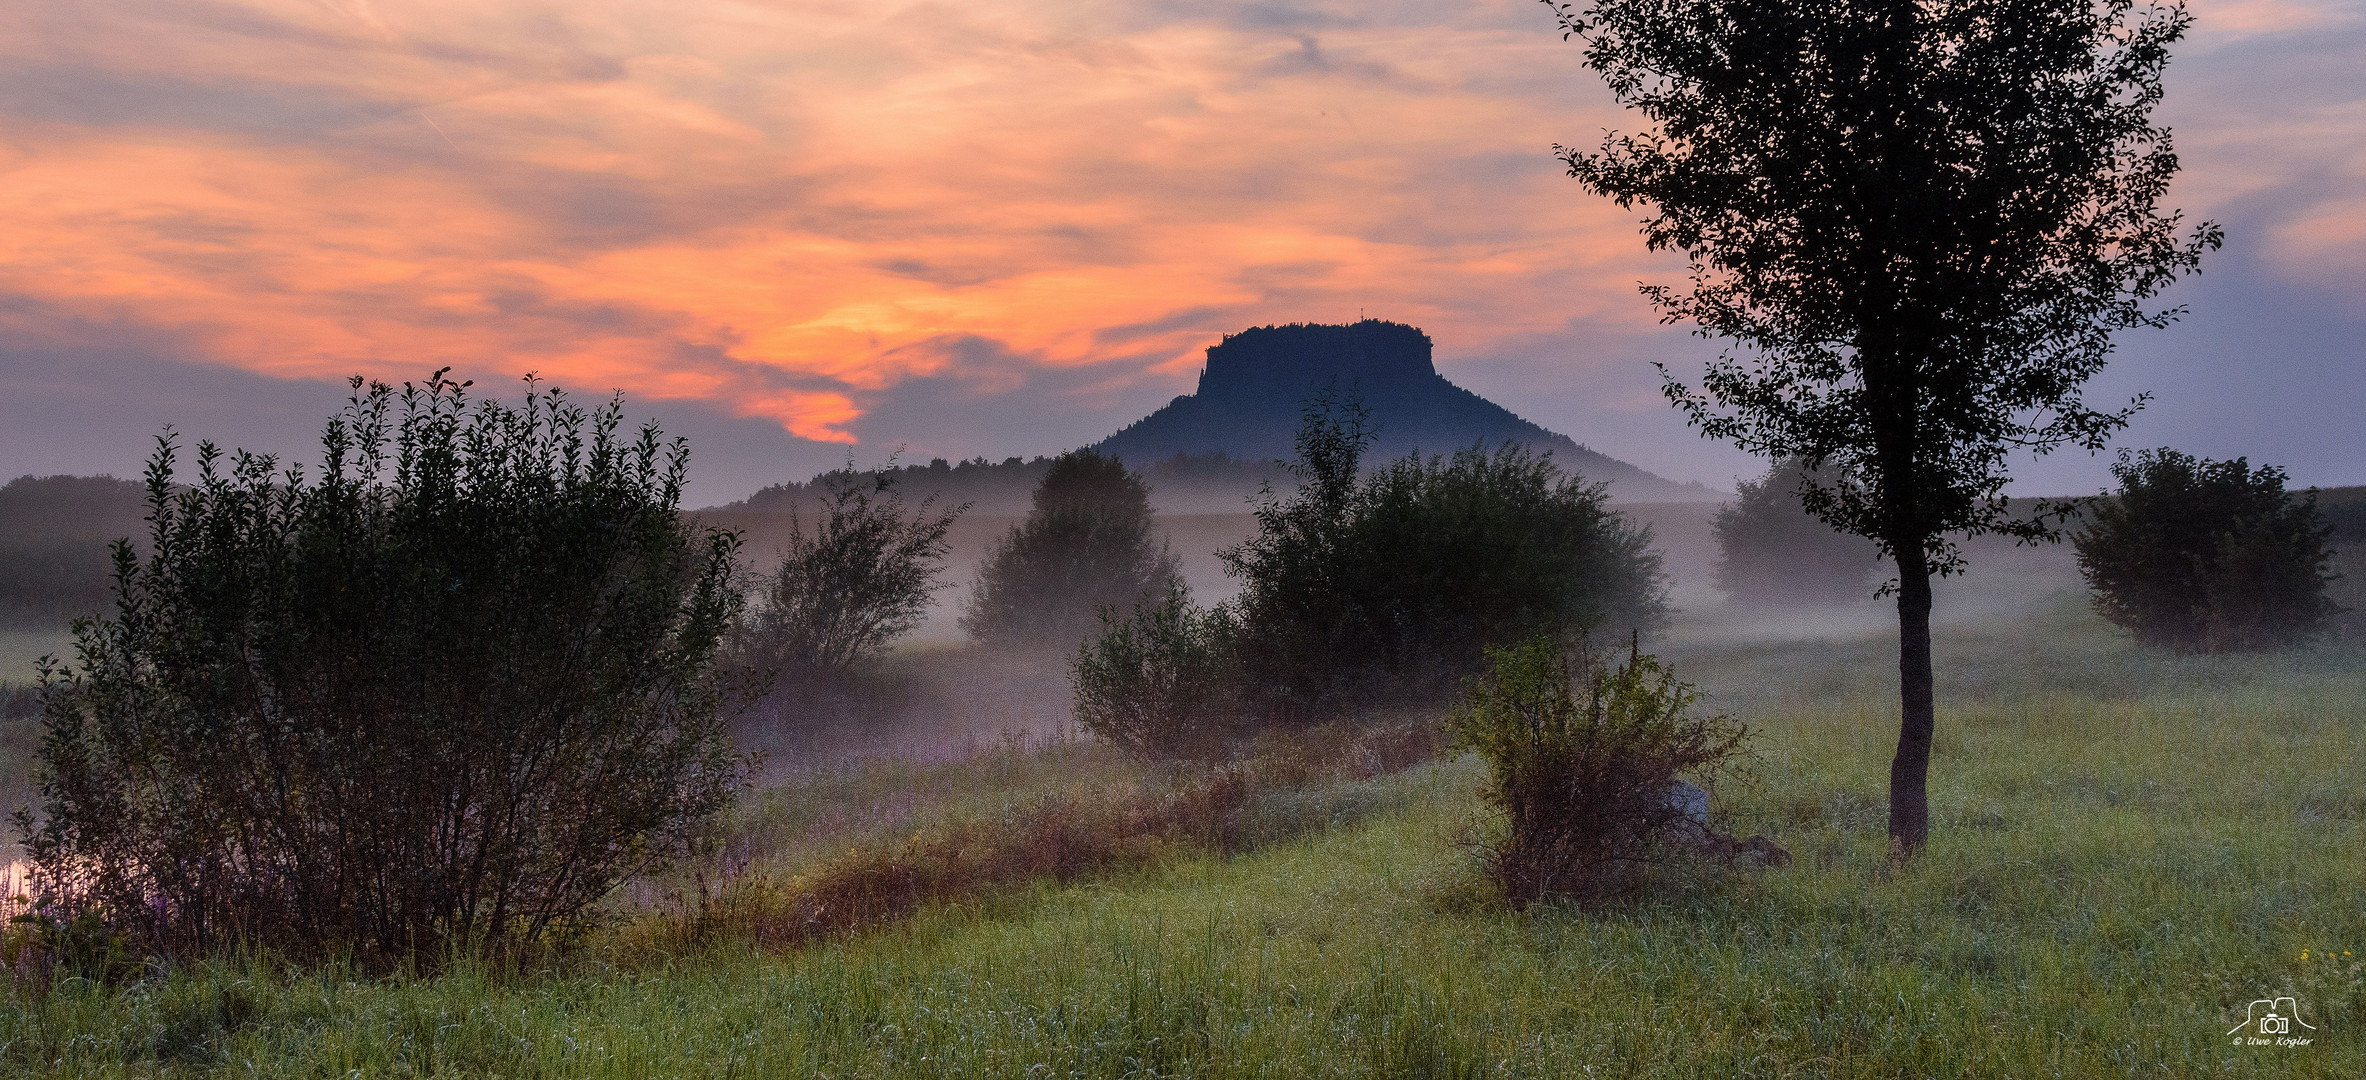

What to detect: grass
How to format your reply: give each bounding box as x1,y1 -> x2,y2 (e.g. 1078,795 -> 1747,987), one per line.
0,634 -> 53,843
2,593 -> 2361,1076
624,723 -> 1438,957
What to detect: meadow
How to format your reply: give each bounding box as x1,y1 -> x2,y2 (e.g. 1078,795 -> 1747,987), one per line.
1,567 -> 2358,1077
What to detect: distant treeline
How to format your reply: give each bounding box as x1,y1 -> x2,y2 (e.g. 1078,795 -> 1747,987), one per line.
0,474 -> 149,628
8,467 -> 2361,635
711,451 -> 1294,517
2317,484 -> 2366,543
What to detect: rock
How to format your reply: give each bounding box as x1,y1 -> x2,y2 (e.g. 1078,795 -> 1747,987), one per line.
1667,779 -> 1710,826
1661,779 -> 1791,867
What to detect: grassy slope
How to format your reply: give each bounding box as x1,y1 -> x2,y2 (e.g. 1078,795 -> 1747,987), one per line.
5,601 -> 2363,1077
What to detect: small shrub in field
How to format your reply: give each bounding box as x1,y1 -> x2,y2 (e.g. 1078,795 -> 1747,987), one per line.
2074,448 -> 2340,652
963,448 -> 1181,652
18,374 -> 746,964
1712,457 -> 1880,604
736,462 -> 963,679
1069,584 -> 1238,759
1446,635 -> 1746,904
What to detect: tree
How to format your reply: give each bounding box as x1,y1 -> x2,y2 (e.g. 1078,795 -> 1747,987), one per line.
963,448 -> 1181,651
1548,0 -> 2220,848
2074,448 -> 2339,651
736,462 -> 963,679
1713,457 -> 1881,604
20,374 -> 746,962
1222,393 -> 1662,721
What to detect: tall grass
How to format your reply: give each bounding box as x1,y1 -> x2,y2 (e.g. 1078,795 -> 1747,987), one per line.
625,722 -> 1440,956
2,600 -> 2360,1077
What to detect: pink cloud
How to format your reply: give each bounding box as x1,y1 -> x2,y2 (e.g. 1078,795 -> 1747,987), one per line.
0,0 -> 2353,451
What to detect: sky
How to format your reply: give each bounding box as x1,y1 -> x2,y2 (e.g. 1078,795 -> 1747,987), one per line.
0,0 -> 2359,506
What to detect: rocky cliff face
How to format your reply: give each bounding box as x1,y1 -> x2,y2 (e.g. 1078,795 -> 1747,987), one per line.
1094,320 -> 1720,502
1195,319 -> 1438,398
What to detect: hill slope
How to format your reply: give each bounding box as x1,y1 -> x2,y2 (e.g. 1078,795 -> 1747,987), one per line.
1094,320 -> 1722,502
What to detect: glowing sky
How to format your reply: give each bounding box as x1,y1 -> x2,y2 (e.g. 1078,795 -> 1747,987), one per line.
2,0 -> 2361,502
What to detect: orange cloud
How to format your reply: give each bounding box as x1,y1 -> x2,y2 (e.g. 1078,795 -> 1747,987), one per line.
0,0 -> 2350,449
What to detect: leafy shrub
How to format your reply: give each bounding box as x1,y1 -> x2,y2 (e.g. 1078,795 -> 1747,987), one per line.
17,373 -> 748,963
735,463 -> 963,679
1446,635 -> 1746,904
1222,394 -> 1663,721
1068,583 -> 1238,759
2074,448 -> 2340,651
1712,457 -> 1880,604
963,448 -> 1181,651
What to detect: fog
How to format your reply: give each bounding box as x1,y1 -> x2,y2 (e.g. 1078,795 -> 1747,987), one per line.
707,496 -> 2135,780
9,479 -> 2353,790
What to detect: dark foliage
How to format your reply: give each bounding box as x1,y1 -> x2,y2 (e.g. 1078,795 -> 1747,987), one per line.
1447,635 -> 1746,904
1068,583 -> 1239,759
2314,485 -> 2366,545
964,449 -> 1181,652
1548,0 -> 2219,847
0,475 -> 148,627
734,463 -> 963,680
18,373 -> 747,963
2075,448 -> 2339,651
1221,393 -> 1663,723
1713,458 -> 1881,604
722,454 -> 1053,517
712,451 -> 1292,518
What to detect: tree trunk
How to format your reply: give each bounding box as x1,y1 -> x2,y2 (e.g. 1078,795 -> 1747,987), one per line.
1889,542 -> 1936,852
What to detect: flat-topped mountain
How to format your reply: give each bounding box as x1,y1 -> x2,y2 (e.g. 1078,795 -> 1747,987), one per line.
1094,320 -> 1719,502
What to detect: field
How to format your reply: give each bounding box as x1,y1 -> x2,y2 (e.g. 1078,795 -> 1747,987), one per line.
2,535 -> 2360,1077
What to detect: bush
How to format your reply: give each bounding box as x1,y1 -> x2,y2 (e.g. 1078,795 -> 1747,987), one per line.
18,374 -> 748,964
963,448 -> 1181,651
1068,583 -> 1238,759
1445,635 -> 1746,904
736,462 -> 963,679
2074,448 -> 2340,652
1712,457 -> 1880,604
1222,394 -> 1663,721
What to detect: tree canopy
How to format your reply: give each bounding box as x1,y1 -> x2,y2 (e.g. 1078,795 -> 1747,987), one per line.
2075,448 -> 2340,651
963,448 -> 1180,651
738,463 -> 963,679
1713,457 -> 1881,605
1549,0 -> 2219,847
